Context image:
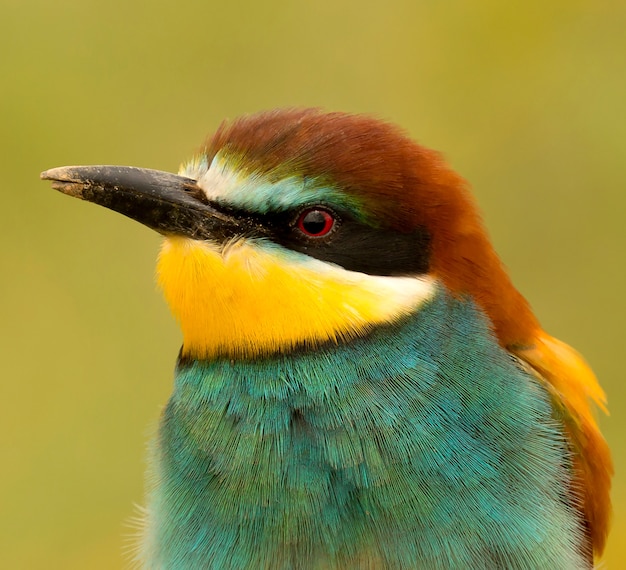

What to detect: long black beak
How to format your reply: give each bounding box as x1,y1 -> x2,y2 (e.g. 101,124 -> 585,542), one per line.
41,165 -> 261,241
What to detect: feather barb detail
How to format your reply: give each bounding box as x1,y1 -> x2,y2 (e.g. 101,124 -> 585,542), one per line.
513,331 -> 613,557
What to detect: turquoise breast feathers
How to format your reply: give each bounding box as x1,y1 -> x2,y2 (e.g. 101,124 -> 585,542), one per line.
142,288 -> 585,570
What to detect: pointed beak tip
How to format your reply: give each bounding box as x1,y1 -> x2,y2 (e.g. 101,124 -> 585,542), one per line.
41,166 -> 73,182
40,166 -> 87,197
40,169 -> 54,181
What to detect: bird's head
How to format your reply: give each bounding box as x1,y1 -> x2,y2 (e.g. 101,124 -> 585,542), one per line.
42,108 -> 538,359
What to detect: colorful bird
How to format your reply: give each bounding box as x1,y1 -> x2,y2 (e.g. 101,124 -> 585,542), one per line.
42,109 -> 612,569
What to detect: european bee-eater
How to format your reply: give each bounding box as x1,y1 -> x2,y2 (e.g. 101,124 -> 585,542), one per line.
42,108 -> 611,569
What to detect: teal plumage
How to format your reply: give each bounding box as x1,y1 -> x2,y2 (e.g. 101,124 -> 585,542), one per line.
142,288 -> 585,569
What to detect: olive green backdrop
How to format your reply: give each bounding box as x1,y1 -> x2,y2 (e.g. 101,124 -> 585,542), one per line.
2,0 -> 624,567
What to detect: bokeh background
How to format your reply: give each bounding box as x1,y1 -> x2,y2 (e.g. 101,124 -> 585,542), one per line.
2,0 -> 624,567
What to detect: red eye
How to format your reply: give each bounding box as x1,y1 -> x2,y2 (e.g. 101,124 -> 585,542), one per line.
296,208 -> 335,237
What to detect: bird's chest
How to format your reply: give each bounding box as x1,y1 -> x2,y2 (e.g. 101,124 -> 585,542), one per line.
142,298 -> 587,569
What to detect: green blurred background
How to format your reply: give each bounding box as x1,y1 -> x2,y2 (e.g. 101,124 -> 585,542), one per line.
2,0 -> 624,567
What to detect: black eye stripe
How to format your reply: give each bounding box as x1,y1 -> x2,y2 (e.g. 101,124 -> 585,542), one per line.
202,200 -> 431,276
280,208 -> 430,276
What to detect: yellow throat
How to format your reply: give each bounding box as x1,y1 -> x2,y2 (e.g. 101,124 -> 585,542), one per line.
157,236 -> 436,359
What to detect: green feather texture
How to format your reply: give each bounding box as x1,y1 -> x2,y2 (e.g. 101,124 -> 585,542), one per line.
139,287 -> 586,569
